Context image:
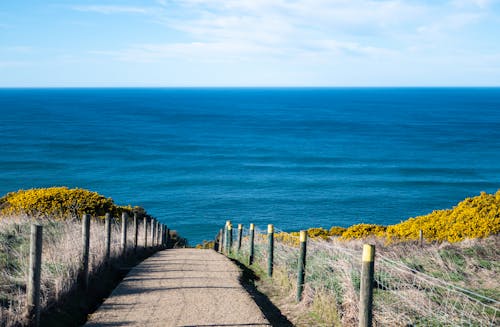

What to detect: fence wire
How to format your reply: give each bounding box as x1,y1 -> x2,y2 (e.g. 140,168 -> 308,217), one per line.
0,216 -> 156,327
230,224 -> 499,326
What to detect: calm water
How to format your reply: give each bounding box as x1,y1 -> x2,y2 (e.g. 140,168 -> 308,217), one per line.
1,88 -> 499,244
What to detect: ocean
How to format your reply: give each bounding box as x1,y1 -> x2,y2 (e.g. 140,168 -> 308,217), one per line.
0,88 -> 499,244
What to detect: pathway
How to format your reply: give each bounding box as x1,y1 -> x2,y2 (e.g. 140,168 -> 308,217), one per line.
85,248 -> 271,327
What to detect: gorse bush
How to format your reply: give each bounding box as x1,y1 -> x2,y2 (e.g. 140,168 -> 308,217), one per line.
306,227 -> 331,240
341,223 -> 387,239
337,190 -> 500,242
328,226 -> 346,236
275,228 -> 335,247
385,190 -> 500,242
0,187 -> 147,219
272,191 -> 500,243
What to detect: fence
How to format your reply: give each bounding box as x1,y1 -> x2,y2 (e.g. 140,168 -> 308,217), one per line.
216,221 -> 500,327
0,213 -> 170,327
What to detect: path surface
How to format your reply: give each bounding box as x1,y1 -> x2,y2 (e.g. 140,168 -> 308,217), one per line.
85,249 -> 271,327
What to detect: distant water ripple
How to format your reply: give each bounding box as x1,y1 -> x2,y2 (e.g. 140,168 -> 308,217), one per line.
1,88 -> 499,243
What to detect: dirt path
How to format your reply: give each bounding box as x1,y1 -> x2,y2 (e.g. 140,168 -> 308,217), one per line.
85,249 -> 271,327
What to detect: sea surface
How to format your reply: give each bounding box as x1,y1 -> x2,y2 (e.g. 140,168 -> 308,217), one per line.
0,88 -> 499,244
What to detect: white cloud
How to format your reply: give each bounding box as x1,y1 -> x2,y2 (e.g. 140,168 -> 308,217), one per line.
81,0 -> 499,85
90,41 -> 286,63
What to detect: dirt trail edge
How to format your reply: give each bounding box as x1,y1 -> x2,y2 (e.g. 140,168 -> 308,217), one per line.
85,248 -> 272,327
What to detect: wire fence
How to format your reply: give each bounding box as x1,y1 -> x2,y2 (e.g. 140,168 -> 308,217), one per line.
221,223 -> 499,326
0,215 -> 167,327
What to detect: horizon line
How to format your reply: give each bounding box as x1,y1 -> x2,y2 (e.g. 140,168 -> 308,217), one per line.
1,86 -> 500,89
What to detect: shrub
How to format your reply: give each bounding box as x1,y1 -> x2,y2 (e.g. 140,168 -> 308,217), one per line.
0,187 -> 146,220
341,223 -> 386,240
328,226 -> 346,236
275,231 -> 300,247
386,190 -> 500,242
307,227 -> 331,239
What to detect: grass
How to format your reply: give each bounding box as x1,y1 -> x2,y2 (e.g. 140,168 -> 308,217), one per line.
229,231 -> 500,327
0,214 -> 174,327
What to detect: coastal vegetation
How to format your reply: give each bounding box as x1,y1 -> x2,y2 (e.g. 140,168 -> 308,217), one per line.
236,233 -> 499,326
0,187 -> 148,220
0,187 -> 171,327
274,190 -> 500,246
2,187 -> 499,326
227,191 -> 500,326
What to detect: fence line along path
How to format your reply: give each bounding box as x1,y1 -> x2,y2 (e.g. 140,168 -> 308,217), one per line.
85,248 -> 271,327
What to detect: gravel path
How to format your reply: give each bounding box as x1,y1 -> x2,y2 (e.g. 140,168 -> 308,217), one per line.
85,249 -> 271,327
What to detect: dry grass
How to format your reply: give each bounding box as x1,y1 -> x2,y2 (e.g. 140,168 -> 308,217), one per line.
231,228 -> 499,326
0,214 -> 149,327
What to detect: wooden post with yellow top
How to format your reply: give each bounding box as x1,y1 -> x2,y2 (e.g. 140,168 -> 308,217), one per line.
296,230 -> 307,302
249,223 -> 255,265
224,220 -> 231,255
121,212 -> 128,256
104,213 -> 111,262
267,224 -> 274,277
156,220 -> 161,246
159,223 -> 163,248
133,213 -> 138,253
358,244 -> 375,327
150,218 -> 155,247
218,228 -> 224,253
227,223 -> 233,254
26,224 -> 43,327
237,224 -> 243,252
143,217 -> 148,248
79,214 -> 91,291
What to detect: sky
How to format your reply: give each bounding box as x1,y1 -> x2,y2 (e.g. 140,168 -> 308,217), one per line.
0,0 -> 499,87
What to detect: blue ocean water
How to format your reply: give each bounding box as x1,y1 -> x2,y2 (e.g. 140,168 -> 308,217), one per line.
0,88 -> 499,244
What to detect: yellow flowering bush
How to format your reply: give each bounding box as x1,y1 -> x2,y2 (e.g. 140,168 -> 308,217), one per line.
386,191 -> 500,242
275,227 -> 346,247
306,227 -> 331,239
341,223 -> 387,240
329,226 -> 346,236
0,187 -> 145,220
275,231 -> 300,247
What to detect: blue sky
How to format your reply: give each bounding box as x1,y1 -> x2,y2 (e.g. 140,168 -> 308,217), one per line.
1,0 -> 499,86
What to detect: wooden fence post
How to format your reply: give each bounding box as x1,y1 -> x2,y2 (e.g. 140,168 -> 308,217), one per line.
227,223 -> 233,254
159,224 -> 163,247
359,244 -> 375,327
153,219 -> 157,247
133,213 -> 138,253
156,221 -> 161,246
159,224 -> 164,248
267,224 -> 274,277
296,230 -> 307,302
151,218 -> 155,247
165,225 -> 168,247
166,227 -> 170,247
249,223 -> 255,265
121,212 -> 127,256
104,213 -> 111,263
221,225 -> 226,254
214,230 -> 220,250
218,228 -> 223,253
237,224 -> 242,252
80,214 -> 91,290
26,224 -> 42,326
224,221 -> 230,254
419,229 -> 424,248
143,217 -> 148,248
